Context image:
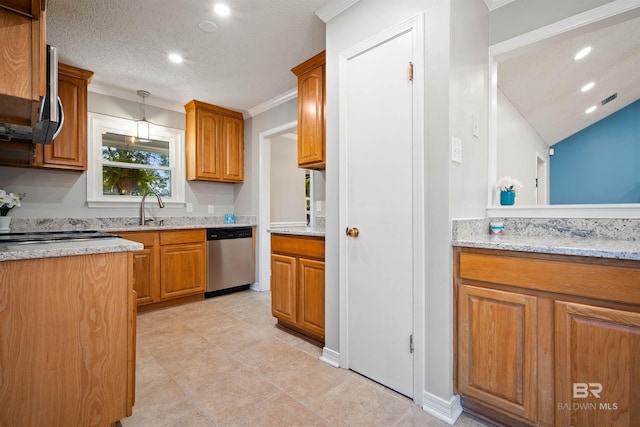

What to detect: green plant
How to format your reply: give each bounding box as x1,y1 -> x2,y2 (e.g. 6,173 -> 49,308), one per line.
102,147 -> 168,196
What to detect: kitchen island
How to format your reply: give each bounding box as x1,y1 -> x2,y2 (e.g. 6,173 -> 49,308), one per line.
0,235 -> 142,427
452,218 -> 640,427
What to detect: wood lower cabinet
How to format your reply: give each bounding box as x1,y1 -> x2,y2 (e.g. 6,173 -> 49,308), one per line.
555,301 -> 640,427
184,100 -> 244,182
119,229 -> 206,311
454,248 -> 640,427
291,51 -> 325,170
0,251 -> 136,426
457,284 -> 538,422
271,234 -> 325,343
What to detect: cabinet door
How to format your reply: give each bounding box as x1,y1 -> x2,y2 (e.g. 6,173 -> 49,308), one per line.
297,64 -> 325,168
555,301 -> 640,427
271,254 -> 297,324
37,64 -> 92,170
119,231 -> 159,306
458,284 -> 538,422
194,109 -> 223,180
160,242 -> 206,299
298,257 -> 325,339
222,115 -> 244,182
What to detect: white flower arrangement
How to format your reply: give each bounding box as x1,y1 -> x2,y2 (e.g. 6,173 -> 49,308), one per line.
0,190 -> 25,216
496,176 -> 523,194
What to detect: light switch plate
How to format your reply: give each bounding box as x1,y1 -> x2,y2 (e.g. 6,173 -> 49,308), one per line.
186,203 -> 193,213
316,201 -> 322,212
452,137 -> 462,164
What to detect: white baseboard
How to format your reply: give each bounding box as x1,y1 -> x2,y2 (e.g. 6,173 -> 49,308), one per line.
319,347 -> 340,367
250,282 -> 269,292
422,391 -> 462,425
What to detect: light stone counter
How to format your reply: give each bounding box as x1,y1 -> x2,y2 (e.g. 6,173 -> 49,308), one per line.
0,237 -> 143,262
452,218 -> 640,261
268,226 -> 325,237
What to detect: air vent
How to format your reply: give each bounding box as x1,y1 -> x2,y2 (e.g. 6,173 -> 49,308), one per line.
601,93 -> 617,106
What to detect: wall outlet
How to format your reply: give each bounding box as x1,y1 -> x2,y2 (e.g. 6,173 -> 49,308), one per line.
207,205 -> 215,214
316,201 -> 322,212
186,203 -> 193,212
452,137 -> 462,164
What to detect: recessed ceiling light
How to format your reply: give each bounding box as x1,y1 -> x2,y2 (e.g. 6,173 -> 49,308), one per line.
574,46 -> 592,60
168,53 -> 183,64
214,3 -> 230,16
585,105 -> 597,114
198,20 -> 218,33
581,82 -> 595,92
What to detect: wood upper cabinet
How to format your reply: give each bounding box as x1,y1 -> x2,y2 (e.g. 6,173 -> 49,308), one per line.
454,248 -> 640,427
555,301 -> 640,427
271,234 -> 325,343
292,51 -> 325,170
0,6 -> 44,127
34,63 -> 93,170
0,0 -> 44,18
118,229 -> 206,311
457,284 -> 538,422
185,100 -> 244,182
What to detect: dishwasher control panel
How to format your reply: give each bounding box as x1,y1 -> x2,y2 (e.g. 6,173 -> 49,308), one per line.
207,227 -> 252,240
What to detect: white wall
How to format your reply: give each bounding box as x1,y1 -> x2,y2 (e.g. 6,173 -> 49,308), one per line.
233,98 -> 298,215
270,135 -> 306,224
496,89 -> 549,205
1,91 -> 238,219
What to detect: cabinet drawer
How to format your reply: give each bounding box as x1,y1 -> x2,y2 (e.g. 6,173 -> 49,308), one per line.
160,229 -> 205,245
271,235 -> 324,259
459,251 -> 640,305
117,231 -> 156,247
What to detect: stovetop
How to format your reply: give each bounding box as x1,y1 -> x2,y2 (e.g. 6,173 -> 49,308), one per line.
0,230 -> 118,244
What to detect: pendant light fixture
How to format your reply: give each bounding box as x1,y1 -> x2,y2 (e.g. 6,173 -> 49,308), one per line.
136,90 -> 151,141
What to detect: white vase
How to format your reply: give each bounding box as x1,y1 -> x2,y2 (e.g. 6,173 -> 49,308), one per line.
0,216 -> 11,232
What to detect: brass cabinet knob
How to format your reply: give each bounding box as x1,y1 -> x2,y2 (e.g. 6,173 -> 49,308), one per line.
346,227 -> 360,238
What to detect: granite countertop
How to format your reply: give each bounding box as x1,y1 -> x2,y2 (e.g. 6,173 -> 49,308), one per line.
107,223 -> 256,232
268,226 -> 325,237
0,237 -> 143,262
452,217 -> 640,261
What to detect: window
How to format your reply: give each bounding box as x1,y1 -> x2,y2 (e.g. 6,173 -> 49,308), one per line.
87,113 -> 185,207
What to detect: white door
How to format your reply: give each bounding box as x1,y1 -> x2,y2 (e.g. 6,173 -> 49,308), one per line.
344,29 -> 415,397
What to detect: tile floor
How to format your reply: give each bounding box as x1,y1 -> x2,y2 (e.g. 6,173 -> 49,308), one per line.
121,290 -> 493,427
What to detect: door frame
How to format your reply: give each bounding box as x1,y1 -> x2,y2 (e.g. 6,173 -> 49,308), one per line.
338,14 -> 425,403
257,120 -> 298,292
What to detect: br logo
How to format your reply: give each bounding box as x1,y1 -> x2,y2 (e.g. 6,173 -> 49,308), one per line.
573,383 -> 602,399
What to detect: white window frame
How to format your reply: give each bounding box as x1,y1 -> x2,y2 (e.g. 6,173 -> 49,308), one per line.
87,112 -> 186,208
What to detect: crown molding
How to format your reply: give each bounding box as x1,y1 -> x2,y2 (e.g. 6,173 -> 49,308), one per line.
484,0 -> 515,11
315,0 -> 361,23
247,88 -> 297,118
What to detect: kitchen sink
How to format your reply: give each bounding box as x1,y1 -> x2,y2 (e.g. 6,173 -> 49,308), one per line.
0,230 -> 118,244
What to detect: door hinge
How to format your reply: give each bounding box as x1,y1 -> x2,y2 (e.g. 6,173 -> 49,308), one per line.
409,62 -> 414,82
409,334 -> 414,353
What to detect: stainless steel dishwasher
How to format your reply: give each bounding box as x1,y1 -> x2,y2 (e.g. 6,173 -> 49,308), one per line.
206,227 -> 253,297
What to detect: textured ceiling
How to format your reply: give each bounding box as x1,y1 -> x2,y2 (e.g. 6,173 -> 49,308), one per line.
46,0 -> 327,114
498,12 -> 640,146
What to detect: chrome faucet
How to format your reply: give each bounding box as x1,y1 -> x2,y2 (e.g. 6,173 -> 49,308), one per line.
140,192 -> 165,225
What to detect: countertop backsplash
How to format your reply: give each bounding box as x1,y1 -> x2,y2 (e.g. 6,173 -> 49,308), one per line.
453,217 -> 640,241
8,215 -> 258,233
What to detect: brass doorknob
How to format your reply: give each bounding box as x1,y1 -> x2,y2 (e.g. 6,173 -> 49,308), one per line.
346,227 -> 360,238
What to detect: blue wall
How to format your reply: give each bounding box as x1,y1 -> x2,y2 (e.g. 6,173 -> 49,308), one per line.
550,99 -> 640,204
